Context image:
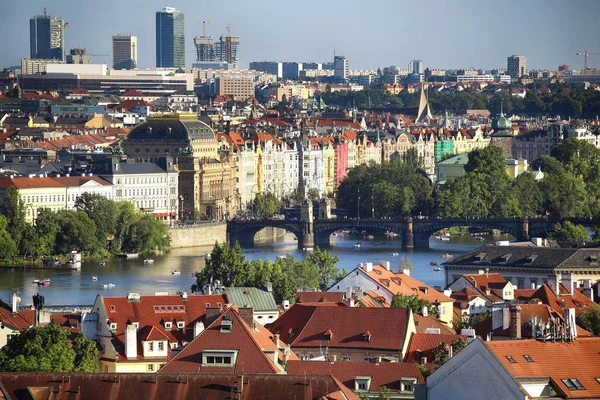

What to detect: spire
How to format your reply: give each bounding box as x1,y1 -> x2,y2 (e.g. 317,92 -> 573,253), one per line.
416,82 -> 432,124
44,0 -> 47,16
500,100 -> 504,117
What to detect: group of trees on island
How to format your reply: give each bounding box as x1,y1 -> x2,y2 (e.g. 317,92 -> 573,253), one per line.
192,242 -> 344,304
336,140 -> 600,242
318,83 -> 600,118
0,191 -> 170,261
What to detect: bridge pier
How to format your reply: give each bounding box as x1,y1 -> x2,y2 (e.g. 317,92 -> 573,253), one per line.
402,221 -> 414,249
300,222 -> 315,249
519,218 -> 530,241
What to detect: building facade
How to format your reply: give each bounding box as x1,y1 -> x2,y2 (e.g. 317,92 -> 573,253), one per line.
113,35 -> 138,70
30,8 -> 64,61
507,55 -> 527,79
155,7 -> 185,68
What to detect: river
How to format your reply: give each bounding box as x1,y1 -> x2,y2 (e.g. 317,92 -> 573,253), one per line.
0,232 -> 511,306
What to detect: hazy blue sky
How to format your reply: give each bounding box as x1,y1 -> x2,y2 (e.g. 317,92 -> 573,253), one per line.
2,0 -> 600,71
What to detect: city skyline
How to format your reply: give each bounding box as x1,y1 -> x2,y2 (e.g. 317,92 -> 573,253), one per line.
2,0 -> 600,71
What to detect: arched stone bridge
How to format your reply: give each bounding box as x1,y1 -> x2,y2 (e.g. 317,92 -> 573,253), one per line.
227,217 -> 593,249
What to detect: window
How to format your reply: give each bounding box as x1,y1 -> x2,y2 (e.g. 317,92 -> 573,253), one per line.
177,321 -> 185,329
109,323 -> 117,331
164,322 -> 172,329
147,364 -> 154,372
506,356 -> 517,363
148,342 -> 154,351
562,379 -> 585,390
202,351 -> 236,366
595,377 -> 600,384
158,342 -> 165,351
523,355 -> 533,362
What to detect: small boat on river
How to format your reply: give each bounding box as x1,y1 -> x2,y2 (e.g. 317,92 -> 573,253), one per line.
391,252 -> 399,256
430,261 -> 438,266
103,282 -> 115,288
144,259 -> 154,264
98,261 -> 106,266
91,276 -> 98,281
434,267 -> 442,272
441,253 -> 453,258
171,270 -> 181,275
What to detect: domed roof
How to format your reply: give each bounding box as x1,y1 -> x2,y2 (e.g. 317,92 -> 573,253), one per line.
496,113 -> 512,130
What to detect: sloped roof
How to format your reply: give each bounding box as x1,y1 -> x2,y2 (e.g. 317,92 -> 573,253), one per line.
413,314 -> 455,335
405,333 -> 467,363
269,304 -> 410,351
0,299 -> 33,330
160,307 -> 284,373
487,338 -> 600,399
0,176 -> 66,190
287,360 -> 425,391
295,292 -> 345,304
128,117 -> 214,141
99,294 -> 227,361
0,372 -> 358,400
223,287 -> 278,312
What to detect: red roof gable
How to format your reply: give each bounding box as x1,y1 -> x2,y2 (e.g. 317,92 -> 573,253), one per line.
269,305 -> 410,351
0,299 -> 32,330
405,333 -> 467,363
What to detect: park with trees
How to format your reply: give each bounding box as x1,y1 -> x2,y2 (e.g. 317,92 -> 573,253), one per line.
0,192 -> 170,263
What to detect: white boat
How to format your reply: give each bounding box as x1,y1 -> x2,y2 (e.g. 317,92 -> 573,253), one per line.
103,283 -> 116,288
276,254 -> 288,259
171,270 -> 181,275
434,267 -> 442,272
391,252 -> 399,256
98,261 -> 106,266
143,259 -> 154,264
355,242 -> 361,248
302,247 -> 314,251
440,237 -> 450,241
474,237 -> 485,241
91,276 -> 98,281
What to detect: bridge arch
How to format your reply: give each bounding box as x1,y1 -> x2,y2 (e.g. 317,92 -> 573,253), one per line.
313,220 -> 405,246
412,219 -> 519,239
227,220 -> 304,246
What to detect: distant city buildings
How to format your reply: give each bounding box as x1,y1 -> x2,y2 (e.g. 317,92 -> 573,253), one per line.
66,48 -> 90,64
193,31 -> 240,69
409,59 -> 424,75
20,58 -> 63,75
29,6 -> 64,61
507,55 -> 527,78
333,56 -> 348,83
112,35 -> 137,70
155,7 -> 185,68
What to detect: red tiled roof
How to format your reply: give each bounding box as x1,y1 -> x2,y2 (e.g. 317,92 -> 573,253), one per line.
0,176 -> 66,190
117,99 -> 151,109
121,89 -> 144,97
101,294 -> 227,361
287,360 -> 425,391
295,292 -> 345,304
405,333 -> 467,363
413,314 -> 455,335
269,305 -> 410,351
160,307 -> 286,373
0,299 -> 33,330
487,338 -> 600,398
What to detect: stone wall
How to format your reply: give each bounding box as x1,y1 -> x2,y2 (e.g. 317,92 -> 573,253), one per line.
254,227 -> 287,243
169,222 -> 227,248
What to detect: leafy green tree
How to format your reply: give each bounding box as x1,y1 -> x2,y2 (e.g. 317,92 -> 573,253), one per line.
54,210 -> 101,255
433,337 -> 467,366
540,173 -> 590,217
194,241 -> 248,291
252,192 -> 281,218
0,215 -> 17,260
24,208 -> 60,258
532,155 -> 565,175
304,246 -> 340,291
121,214 -> 170,254
0,187 -> 27,250
0,324 -> 98,372
391,294 -> 439,318
577,305 -> 600,336
513,172 -> 543,217
453,312 -> 490,333
465,146 -> 506,176
75,193 -> 117,251
550,221 -> 589,242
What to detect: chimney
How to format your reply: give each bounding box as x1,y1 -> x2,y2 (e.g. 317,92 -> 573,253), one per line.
365,263 -> 373,273
402,268 -> 410,276
502,306 -> 510,331
238,307 -> 254,327
561,273 -> 573,296
205,307 -> 221,326
331,354 -> 337,362
125,324 -> 137,359
478,269 -> 484,275
283,346 -> 291,365
421,305 -> 428,317
273,333 -> 280,346
265,281 -> 273,292
485,268 -> 489,278
11,292 -> 20,314
420,356 -> 427,366
193,320 -> 205,338
349,298 -> 355,307
345,286 -> 352,300
564,308 -> 577,340
509,305 -> 521,339
582,280 -> 593,301
382,261 -> 391,271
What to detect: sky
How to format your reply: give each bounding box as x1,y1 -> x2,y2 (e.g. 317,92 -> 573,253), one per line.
2,0 -> 600,72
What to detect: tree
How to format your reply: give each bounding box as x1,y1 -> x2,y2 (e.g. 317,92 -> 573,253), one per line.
194,241 -> 248,291
74,193 -> 117,251
577,305 -> 600,336
304,246 -> 340,291
0,324 -> 98,372
24,208 -> 60,258
540,172 -> 590,217
121,214 -> 170,254
550,221 -> 589,242
465,146 -> 506,176
0,215 -> 17,260
0,187 -> 27,250
54,210 -> 101,255
433,337 -> 467,366
252,192 -> 281,218
532,155 -> 565,176
513,172 -> 543,217
391,293 -> 438,318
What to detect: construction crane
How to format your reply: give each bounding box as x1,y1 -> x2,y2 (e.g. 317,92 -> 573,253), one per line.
199,20 -> 214,37
225,24 -> 235,36
576,50 -> 600,83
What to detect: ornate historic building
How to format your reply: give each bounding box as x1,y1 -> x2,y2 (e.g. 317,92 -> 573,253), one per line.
125,113 -> 237,220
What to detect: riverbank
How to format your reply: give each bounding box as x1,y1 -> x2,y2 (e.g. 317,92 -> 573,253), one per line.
169,222 -> 227,248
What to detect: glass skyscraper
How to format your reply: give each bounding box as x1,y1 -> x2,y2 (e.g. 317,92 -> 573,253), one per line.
156,7 -> 185,68
30,8 -> 64,61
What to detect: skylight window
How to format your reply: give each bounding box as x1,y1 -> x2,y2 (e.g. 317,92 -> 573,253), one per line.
523,355 -> 533,362
562,379 -> 585,390
596,377 -> 600,384
506,356 -> 517,363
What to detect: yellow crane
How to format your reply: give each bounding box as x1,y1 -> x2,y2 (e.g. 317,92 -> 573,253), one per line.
576,50 -> 600,83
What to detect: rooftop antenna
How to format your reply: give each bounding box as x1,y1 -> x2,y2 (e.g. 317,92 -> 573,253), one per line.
44,0 -> 47,16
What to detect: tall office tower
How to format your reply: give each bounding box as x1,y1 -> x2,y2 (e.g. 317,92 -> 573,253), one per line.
507,55 -> 527,78
333,56 -> 348,83
409,59 -> 424,75
30,4 -> 64,61
156,7 -> 185,68
113,35 -> 138,70
194,36 -> 216,62
217,35 -> 240,69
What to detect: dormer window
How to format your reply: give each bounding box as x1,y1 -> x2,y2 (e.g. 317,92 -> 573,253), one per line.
164,321 -> 172,330
220,315 -> 233,333
324,330 -> 333,341
177,321 -> 185,329
132,322 -> 139,330
363,331 -> 372,342
525,255 -> 537,265
500,253 -> 512,263
202,350 -> 238,367
475,253 -> 487,262
109,322 -> 117,331
401,378 -> 417,392
355,376 -> 372,392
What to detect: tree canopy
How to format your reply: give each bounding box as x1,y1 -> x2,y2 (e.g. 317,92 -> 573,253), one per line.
0,324 -> 98,372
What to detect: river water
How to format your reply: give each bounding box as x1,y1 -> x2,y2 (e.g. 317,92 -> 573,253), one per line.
0,232 -> 510,306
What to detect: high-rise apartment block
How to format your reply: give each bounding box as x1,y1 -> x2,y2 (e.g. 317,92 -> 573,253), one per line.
193,33 -> 240,69
507,55 -> 527,78
409,59 -> 424,75
333,56 -> 348,83
156,7 -> 185,68
113,35 -> 137,70
250,62 -> 283,78
30,6 -> 64,61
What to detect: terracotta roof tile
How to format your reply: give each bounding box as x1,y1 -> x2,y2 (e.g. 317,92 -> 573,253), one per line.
405,333 -> 467,363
